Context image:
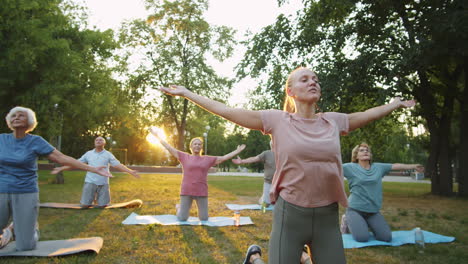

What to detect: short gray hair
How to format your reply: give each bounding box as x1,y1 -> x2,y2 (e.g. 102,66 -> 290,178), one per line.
6,106 -> 38,133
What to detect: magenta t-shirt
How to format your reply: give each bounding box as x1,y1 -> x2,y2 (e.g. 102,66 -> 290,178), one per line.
177,151 -> 217,196
261,110 -> 349,208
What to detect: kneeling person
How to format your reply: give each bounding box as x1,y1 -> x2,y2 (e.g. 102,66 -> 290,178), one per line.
53,136 -> 140,208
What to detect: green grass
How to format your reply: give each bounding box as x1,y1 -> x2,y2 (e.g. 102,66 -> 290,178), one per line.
1,171 -> 466,263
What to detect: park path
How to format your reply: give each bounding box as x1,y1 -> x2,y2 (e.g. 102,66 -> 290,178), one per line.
207,172 -> 431,184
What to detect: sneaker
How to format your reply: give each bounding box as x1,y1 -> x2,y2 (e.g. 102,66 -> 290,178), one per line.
303,244 -> 311,256
340,214 -> 350,234
243,244 -> 262,264
302,244 -> 313,264
0,226 -> 13,249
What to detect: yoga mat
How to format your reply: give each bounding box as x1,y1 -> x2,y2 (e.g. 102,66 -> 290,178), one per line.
343,229 -> 455,248
225,203 -> 274,211
0,237 -> 103,257
39,199 -> 143,209
122,212 -> 254,226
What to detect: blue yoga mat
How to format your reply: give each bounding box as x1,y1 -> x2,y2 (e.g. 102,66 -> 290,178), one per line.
343,228 -> 455,248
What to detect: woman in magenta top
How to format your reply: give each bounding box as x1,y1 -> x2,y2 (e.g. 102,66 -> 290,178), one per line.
158,67 -> 415,264
150,130 -> 245,221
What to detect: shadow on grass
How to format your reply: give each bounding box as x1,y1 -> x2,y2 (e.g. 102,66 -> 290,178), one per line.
179,226 -> 245,264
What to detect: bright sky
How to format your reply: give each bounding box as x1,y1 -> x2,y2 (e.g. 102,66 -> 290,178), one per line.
80,0 -> 303,105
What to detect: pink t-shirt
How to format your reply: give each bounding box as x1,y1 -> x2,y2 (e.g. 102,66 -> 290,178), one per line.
261,110 -> 349,208
178,151 -> 217,196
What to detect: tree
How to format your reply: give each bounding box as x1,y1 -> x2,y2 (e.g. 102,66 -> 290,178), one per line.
237,0 -> 467,196
0,0 -> 147,181
119,0 -> 236,150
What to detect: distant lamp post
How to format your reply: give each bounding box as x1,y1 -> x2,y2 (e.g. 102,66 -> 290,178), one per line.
203,125 -> 210,154
53,104 -> 64,184
106,137 -> 128,164
54,104 -> 63,152
185,130 -> 191,152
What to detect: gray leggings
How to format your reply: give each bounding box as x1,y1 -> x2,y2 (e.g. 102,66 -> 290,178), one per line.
0,193 -> 40,251
267,196 -> 346,264
177,195 -> 208,221
345,207 -> 391,242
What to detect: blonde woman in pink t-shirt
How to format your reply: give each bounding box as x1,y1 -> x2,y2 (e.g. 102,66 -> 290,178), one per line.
158,67 -> 415,264
150,129 -> 245,221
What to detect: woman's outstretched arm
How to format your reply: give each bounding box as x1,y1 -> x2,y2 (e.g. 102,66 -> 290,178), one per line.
215,144 -> 246,165
391,163 -> 424,172
149,127 -> 180,159
348,97 -> 416,131
160,85 -> 263,130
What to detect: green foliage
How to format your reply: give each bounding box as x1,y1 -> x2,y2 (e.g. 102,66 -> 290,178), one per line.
237,0 -> 467,194
119,0 -> 236,150
0,0 -> 146,160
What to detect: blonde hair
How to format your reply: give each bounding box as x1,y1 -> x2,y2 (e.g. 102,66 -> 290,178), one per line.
351,143 -> 372,163
282,67 -> 320,113
189,137 -> 204,155
6,106 -> 38,133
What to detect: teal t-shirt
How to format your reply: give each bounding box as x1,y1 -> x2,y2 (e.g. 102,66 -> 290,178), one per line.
0,133 -> 55,193
343,162 -> 392,213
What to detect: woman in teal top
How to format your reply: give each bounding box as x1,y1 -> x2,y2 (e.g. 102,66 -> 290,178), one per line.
343,143 -> 424,242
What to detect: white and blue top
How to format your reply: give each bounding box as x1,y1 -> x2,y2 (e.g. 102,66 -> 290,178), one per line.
79,149 -> 120,185
0,133 -> 55,193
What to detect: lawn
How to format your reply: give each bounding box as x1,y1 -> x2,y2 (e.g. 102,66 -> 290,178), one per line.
1,171 -> 466,264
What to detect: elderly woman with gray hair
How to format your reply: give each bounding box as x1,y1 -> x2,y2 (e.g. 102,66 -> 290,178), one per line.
0,106 -> 112,251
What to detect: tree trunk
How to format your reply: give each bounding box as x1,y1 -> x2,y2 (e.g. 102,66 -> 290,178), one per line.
434,78 -> 456,195
54,169 -> 64,184
437,120 -> 453,195
459,58 -> 468,197
414,71 -> 441,193
177,98 -> 189,151
427,125 -> 440,193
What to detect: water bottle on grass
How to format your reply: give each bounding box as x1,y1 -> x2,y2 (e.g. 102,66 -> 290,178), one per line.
234,210 -> 240,226
415,227 -> 425,253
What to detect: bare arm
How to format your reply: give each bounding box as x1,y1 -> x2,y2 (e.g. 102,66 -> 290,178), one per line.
50,165 -> 73,175
215,144 -> 246,165
348,97 -> 416,131
47,150 -> 112,177
160,85 -> 263,130
392,163 -> 424,172
232,155 -> 262,165
112,164 -> 141,178
149,127 -> 179,159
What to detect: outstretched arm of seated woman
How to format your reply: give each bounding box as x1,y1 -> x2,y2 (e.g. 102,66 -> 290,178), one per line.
215,144 -> 246,165
348,97 -> 416,131
47,150 -> 112,177
392,163 -> 424,172
149,127 -> 180,159
232,155 -> 261,165
160,85 -> 263,130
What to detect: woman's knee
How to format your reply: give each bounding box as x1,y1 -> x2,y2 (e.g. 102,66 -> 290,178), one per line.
351,231 -> 370,242
375,231 -> 392,242
177,215 -> 188,221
